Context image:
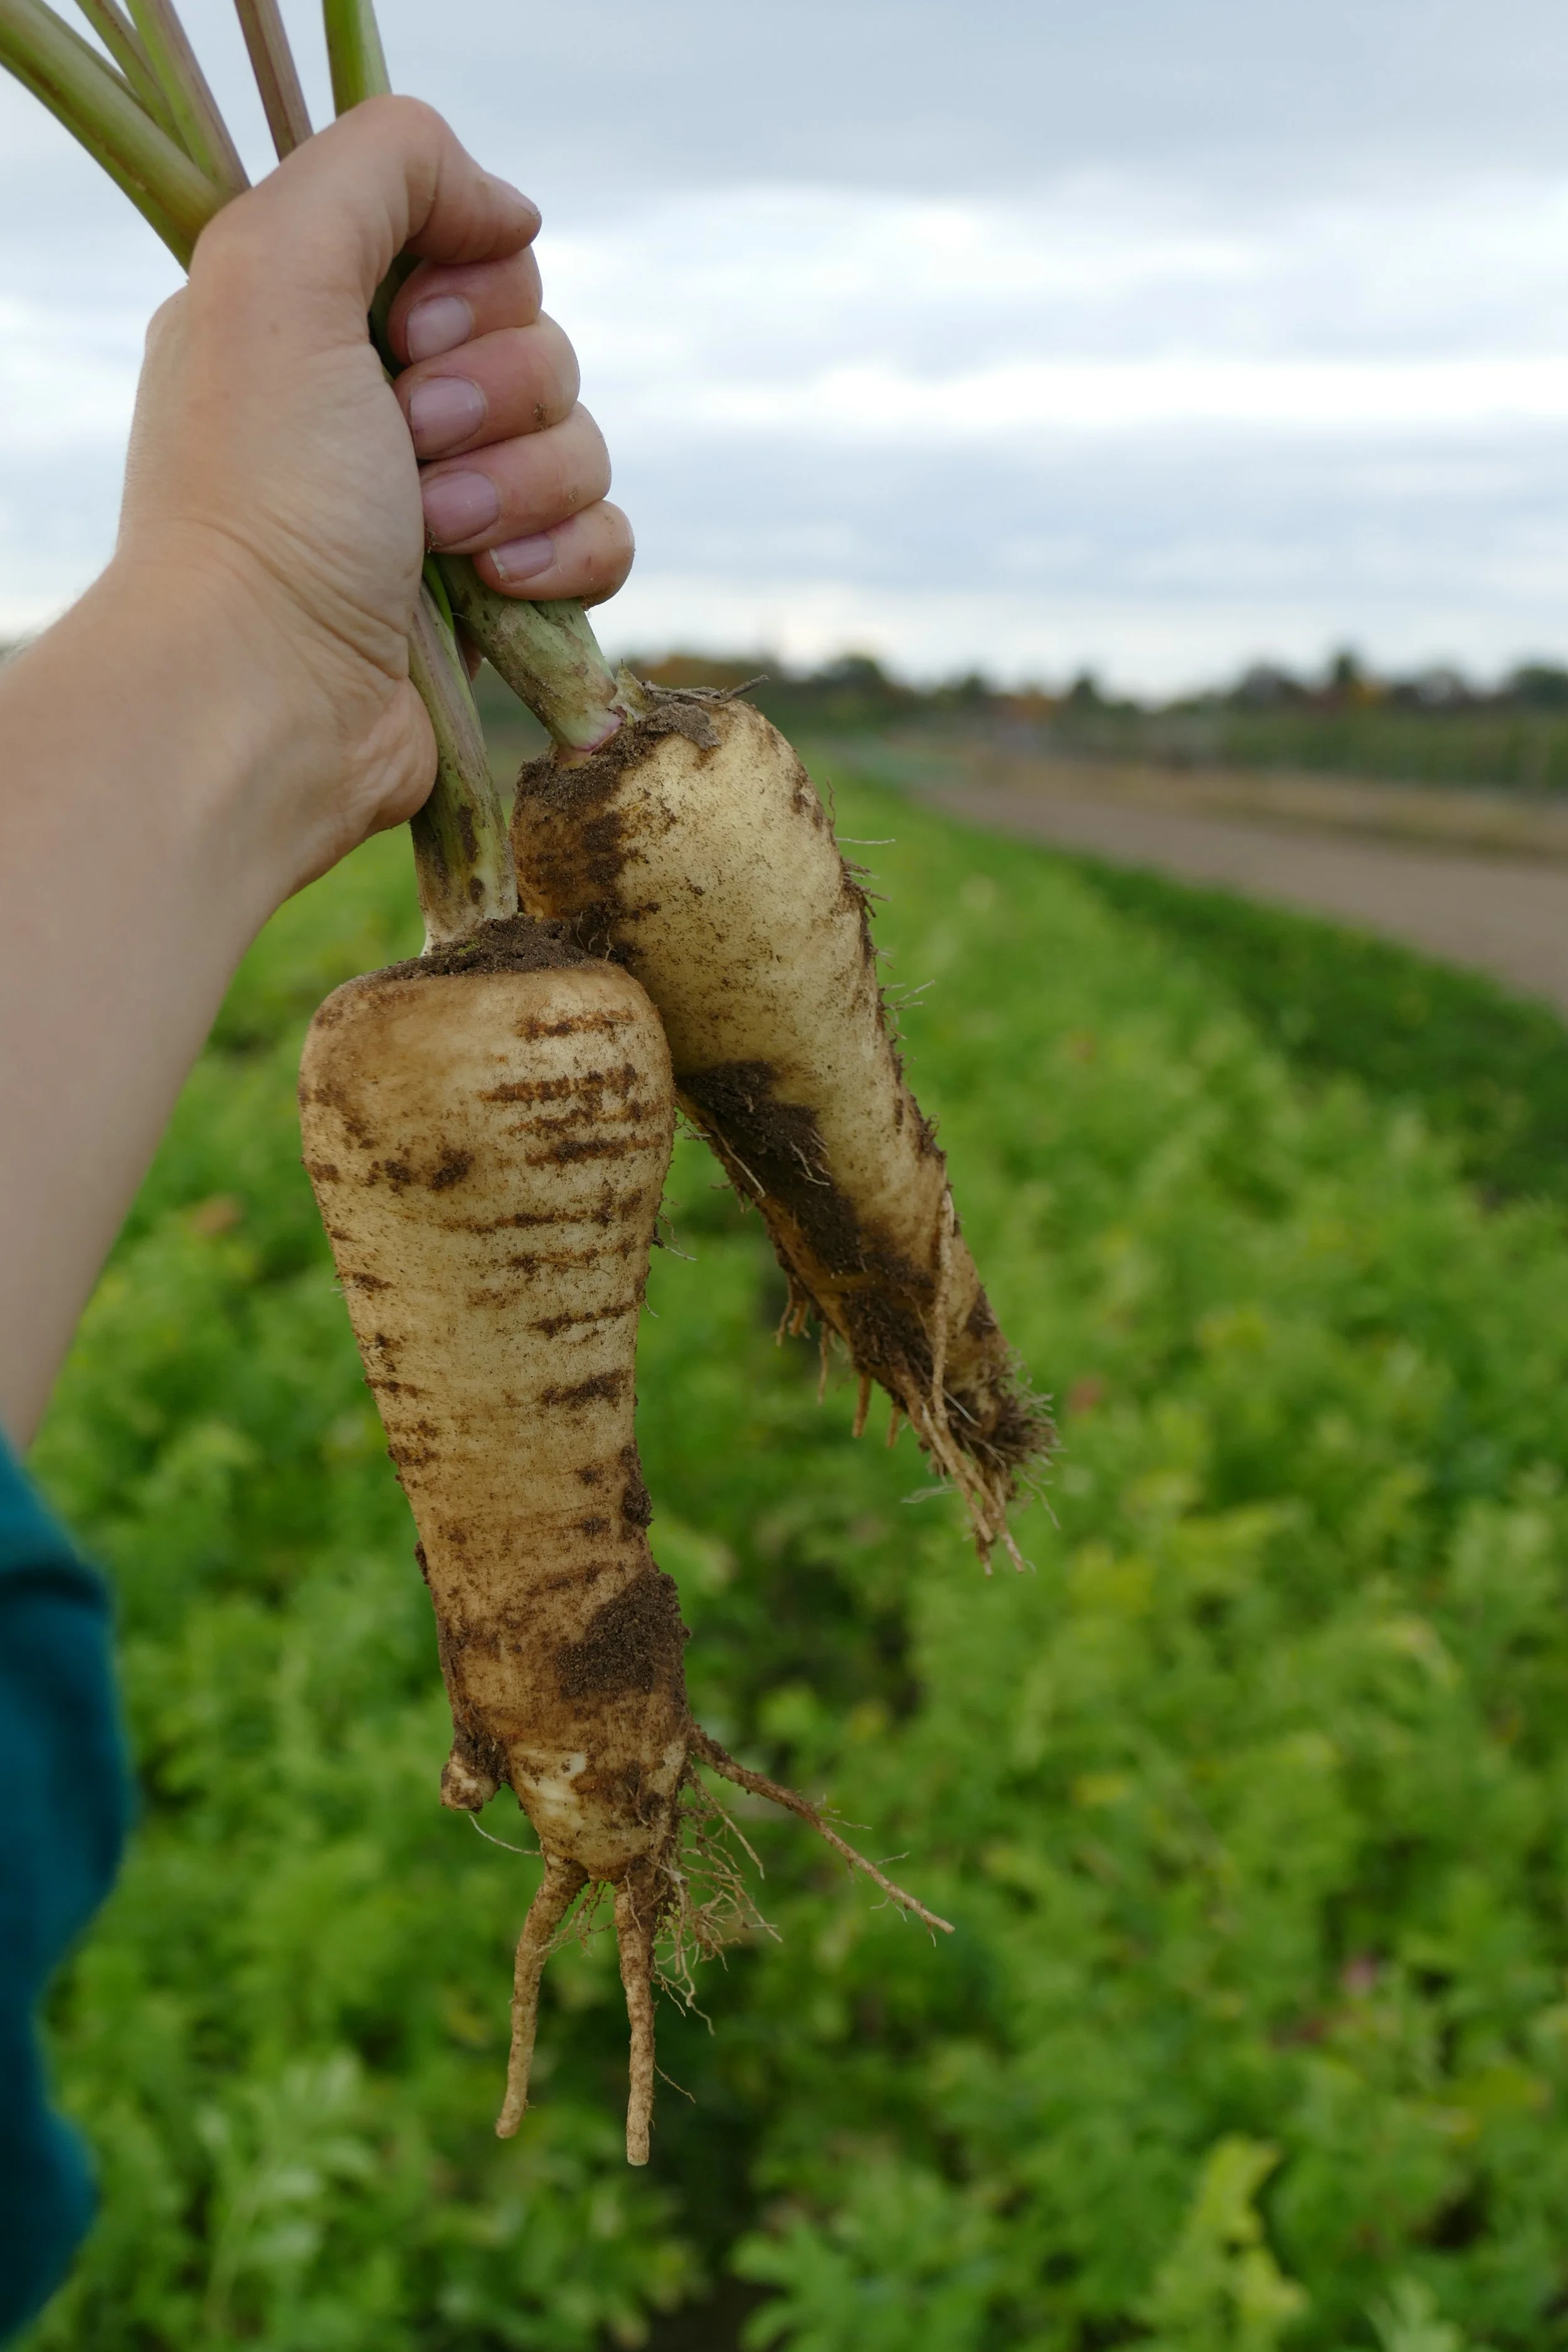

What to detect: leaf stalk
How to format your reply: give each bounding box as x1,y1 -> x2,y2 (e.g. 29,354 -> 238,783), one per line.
320,0 -> 384,113
406,580 -> 518,946
0,0 -> 223,261
73,0 -> 181,140
125,0 -> 248,191
231,0 -> 310,158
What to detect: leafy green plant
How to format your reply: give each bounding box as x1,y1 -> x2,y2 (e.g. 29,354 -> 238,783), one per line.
734,2163 -> 1001,2352
1137,2139 -> 1305,2352
1072,856 -> 1568,1212
26,775 -> 1568,2346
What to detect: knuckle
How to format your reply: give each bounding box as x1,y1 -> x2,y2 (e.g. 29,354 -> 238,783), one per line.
191,203 -> 271,289
363,91 -> 445,143
538,319 -> 581,394
562,406 -> 611,489
143,289 -> 186,354
575,403 -> 610,457
516,249 -> 544,306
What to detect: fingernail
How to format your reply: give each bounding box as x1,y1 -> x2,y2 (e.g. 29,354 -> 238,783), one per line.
405,294 -> 474,362
421,469 -> 501,547
489,532 -> 556,583
407,375 -> 487,455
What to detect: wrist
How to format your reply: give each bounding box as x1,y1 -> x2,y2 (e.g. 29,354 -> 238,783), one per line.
0,552 -> 336,1440
77,538 -> 347,926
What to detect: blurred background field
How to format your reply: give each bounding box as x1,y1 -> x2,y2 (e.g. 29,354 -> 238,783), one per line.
26,755 -> 1568,2352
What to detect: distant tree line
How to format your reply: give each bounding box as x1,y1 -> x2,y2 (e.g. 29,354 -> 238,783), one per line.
633,647 -> 1568,793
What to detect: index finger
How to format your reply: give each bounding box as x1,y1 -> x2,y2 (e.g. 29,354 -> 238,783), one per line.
386,248 -> 544,365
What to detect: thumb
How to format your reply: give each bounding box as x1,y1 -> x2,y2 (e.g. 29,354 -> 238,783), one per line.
190,95 -> 538,332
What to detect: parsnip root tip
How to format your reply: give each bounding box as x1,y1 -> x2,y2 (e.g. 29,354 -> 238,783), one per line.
615,1866 -> 660,2165
497,1858 -> 588,2139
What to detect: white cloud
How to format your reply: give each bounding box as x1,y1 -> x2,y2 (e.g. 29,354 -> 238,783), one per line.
9,12 -> 1568,687
548,177 -> 1568,682
625,354 -> 1568,441
0,297 -> 146,453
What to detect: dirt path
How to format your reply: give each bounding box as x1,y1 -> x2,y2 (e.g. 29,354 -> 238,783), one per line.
851,743 -> 1568,1020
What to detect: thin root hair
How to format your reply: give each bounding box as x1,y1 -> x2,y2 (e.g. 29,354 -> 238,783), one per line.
469,1816 -> 543,1858
657,1767 -> 779,2015
691,1726 -> 955,1936
652,675 -> 769,706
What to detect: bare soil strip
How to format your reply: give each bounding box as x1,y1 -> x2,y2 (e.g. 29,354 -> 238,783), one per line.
876,744 -> 1568,1020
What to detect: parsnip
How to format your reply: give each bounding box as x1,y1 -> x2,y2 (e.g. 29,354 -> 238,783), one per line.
300,917 -> 948,2160
512,695 -> 1047,1565
300,921 -> 687,2153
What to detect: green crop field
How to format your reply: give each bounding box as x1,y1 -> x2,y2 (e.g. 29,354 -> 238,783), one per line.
24,766 -> 1568,2352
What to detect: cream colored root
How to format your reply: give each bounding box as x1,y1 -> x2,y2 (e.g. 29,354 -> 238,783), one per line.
510,699 -> 1049,1565
852,1374 -> 872,1440
615,1866 -> 660,2164
692,1729 -> 954,1936
496,1857 -> 588,2139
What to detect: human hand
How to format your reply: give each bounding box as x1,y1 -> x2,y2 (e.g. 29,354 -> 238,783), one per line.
115,97 -> 633,897
386,232 -> 629,602
6,98 -> 649,1438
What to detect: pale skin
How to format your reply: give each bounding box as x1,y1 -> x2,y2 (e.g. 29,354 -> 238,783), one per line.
0,97 -> 633,1448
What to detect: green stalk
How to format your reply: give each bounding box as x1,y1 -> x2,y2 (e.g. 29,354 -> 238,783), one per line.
406,578 -> 517,945
320,0 -> 637,757
440,564 -> 644,751
126,0 -> 247,191
0,0 -> 223,260
231,0 -> 310,157
73,0 -> 181,140
311,0 -> 522,926
320,0 -> 383,112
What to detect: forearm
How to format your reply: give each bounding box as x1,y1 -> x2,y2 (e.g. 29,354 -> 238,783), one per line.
0,561 -> 300,1445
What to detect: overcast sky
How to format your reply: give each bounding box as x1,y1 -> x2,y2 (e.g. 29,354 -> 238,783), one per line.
4,0 -> 1568,689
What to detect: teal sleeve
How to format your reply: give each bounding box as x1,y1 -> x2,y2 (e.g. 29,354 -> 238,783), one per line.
0,1436 -> 131,2343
